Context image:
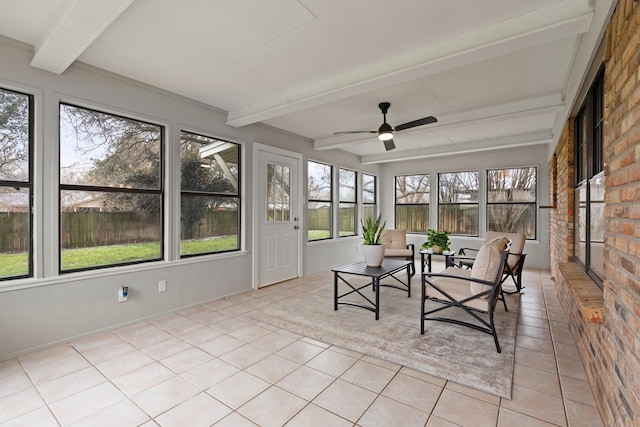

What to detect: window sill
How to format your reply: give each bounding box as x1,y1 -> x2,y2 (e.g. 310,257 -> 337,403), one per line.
558,262 -> 604,323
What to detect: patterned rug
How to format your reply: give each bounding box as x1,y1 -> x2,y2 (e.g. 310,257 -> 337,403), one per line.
252,279 -> 519,399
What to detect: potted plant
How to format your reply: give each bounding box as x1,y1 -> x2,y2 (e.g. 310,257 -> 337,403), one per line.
361,215 -> 386,267
422,229 -> 451,254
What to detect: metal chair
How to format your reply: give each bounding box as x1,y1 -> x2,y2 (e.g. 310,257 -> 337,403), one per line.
453,231 -> 526,293
421,237 -> 511,353
381,229 -> 415,277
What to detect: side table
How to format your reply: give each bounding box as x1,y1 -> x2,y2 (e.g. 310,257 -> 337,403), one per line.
420,250 -> 455,273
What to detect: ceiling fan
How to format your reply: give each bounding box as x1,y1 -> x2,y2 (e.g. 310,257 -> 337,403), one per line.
334,102 -> 437,151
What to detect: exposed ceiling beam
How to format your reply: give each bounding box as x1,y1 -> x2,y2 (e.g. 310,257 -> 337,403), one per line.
313,94 -> 564,150
226,0 -> 592,128
30,0 -> 135,74
360,131 -> 553,164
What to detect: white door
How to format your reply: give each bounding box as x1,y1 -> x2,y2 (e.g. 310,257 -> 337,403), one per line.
258,150 -> 300,287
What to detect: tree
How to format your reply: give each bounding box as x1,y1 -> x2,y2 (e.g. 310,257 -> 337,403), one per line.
438,171 -> 479,235
487,167 -> 536,234
438,171 -> 479,203
59,105 -> 162,227
0,89 -> 29,181
308,162 -> 331,200
396,175 -> 429,203
179,135 -> 236,239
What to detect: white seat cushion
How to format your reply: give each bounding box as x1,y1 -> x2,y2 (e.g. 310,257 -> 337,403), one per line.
425,267 -> 490,311
384,248 -> 413,257
486,231 -> 524,270
470,237 -> 509,295
381,229 -> 408,250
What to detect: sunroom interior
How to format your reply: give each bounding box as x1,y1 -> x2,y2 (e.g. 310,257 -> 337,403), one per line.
0,0 -> 638,426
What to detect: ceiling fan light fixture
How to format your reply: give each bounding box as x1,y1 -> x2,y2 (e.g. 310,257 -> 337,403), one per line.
378,122 -> 393,140
334,102 -> 437,150
378,131 -> 393,141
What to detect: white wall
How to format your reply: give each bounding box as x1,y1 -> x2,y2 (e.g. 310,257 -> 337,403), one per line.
0,37 -> 549,360
379,145 -> 550,270
0,38 -> 378,360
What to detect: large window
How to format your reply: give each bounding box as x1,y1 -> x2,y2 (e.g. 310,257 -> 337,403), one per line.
362,173 -> 377,224
0,88 -> 33,280
339,168 -> 356,237
487,167 -> 537,239
395,174 -> 429,233
438,171 -> 479,236
180,131 -> 240,257
308,160 -> 332,241
59,104 -> 163,272
575,68 -> 604,283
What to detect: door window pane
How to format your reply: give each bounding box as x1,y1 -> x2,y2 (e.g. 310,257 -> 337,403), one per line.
267,163 -> 291,223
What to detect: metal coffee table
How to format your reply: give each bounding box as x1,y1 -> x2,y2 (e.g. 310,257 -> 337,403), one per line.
332,259 -> 412,320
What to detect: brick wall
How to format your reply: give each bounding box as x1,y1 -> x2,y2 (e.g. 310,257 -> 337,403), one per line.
549,121 -> 573,271
549,1 -> 640,426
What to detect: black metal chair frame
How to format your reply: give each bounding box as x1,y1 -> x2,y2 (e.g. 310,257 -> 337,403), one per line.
453,247 -> 526,294
405,243 -> 416,277
420,245 -> 510,353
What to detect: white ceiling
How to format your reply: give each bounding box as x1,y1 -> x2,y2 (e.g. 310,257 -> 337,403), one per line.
0,0 -> 615,163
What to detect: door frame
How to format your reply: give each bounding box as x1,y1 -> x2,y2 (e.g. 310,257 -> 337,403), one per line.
252,143 -> 304,289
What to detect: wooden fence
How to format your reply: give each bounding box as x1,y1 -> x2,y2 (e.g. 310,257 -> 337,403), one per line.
0,211 -> 238,252
308,207 -> 355,231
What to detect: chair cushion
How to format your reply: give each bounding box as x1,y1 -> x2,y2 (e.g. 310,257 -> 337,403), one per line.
470,237 -> 509,295
381,229 -> 407,250
426,267 -> 490,311
486,231 -> 524,270
384,248 -> 413,257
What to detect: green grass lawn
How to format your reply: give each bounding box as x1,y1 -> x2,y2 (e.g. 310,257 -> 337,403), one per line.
180,236 -> 238,256
0,236 -> 239,277
0,252 -> 29,278
308,230 -> 359,240
308,230 -> 331,240
61,242 -> 163,270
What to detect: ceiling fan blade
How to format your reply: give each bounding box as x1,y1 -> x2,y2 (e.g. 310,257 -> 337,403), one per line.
333,130 -> 377,135
394,116 -> 437,132
383,138 -> 395,151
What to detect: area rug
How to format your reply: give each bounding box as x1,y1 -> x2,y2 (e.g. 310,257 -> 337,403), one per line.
252,281 -> 519,399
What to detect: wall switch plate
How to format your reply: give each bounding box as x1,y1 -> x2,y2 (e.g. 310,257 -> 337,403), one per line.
158,280 -> 166,292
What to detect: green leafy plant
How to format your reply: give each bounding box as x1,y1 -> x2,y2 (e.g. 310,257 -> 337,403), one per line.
422,229 -> 451,252
361,215 -> 386,245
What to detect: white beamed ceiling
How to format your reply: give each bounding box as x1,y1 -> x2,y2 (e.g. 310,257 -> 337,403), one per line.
0,0 -> 616,162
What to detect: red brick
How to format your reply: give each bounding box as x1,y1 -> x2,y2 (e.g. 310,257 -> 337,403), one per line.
621,150 -> 636,167
551,4 -> 640,424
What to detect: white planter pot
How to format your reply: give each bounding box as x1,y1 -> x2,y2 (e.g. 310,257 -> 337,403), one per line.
362,244 -> 385,267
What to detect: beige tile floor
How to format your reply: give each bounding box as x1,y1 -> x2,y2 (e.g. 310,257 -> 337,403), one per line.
0,262 -> 605,426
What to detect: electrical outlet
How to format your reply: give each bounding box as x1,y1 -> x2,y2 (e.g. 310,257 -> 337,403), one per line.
118,286 -> 128,302
158,280 -> 166,292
